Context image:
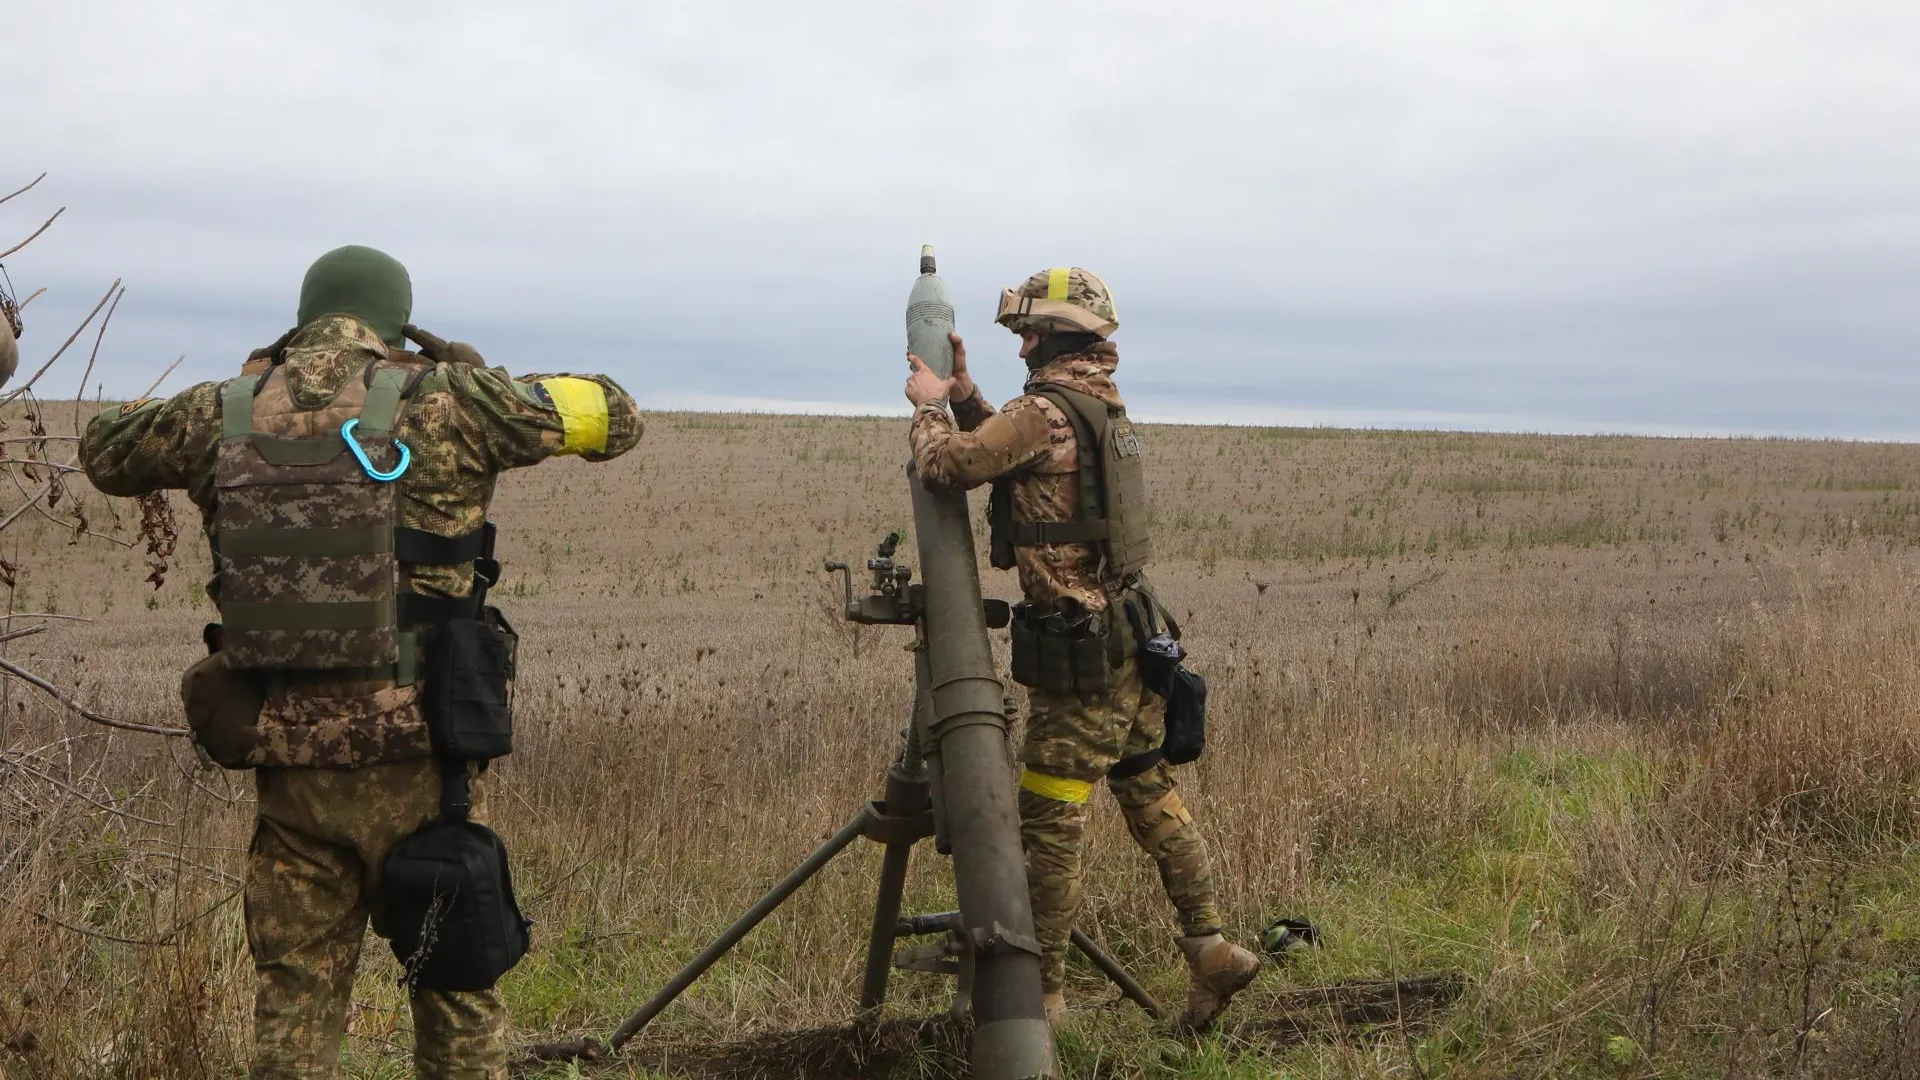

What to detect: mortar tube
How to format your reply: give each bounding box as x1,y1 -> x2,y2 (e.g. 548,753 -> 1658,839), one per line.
908,462 -> 1056,1080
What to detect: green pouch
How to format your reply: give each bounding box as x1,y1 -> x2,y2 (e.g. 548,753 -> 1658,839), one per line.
1037,628 -> 1078,692
1070,632 -> 1110,691
180,652 -> 266,770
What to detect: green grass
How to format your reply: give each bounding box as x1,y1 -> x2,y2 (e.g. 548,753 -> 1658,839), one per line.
489,743 -> 1920,1078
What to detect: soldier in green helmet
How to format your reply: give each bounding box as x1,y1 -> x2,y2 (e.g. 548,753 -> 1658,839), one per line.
82,245 -> 644,1079
905,267 -> 1262,1032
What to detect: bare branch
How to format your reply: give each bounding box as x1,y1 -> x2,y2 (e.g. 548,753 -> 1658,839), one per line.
0,624 -> 49,646
11,887 -> 241,948
75,285 -> 126,433
15,286 -> 46,310
0,480 -> 53,532
0,206 -> 67,261
0,279 -> 121,402
0,752 -> 174,827
0,655 -> 190,738
138,355 -> 187,401
0,172 -> 47,208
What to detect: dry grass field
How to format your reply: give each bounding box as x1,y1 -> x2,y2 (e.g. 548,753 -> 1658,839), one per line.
4,408 -> 1920,1078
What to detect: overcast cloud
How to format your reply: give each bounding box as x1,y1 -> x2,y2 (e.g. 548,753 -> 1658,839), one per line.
10,1 -> 1920,436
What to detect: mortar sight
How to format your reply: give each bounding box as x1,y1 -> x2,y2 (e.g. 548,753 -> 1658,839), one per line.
823,532 -> 920,626
823,532 -> 1011,629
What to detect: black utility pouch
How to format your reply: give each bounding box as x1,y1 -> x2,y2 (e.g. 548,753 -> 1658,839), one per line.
1009,606 -> 1042,689
484,606 -> 518,684
1125,591 -> 1208,765
1162,667 -> 1208,765
1010,601 -> 1117,694
423,617 -> 513,761
382,816 -> 531,992
1068,625 -> 1113,691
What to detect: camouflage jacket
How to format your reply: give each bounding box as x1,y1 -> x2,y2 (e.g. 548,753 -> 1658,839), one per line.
82,314 -> 644,768
910,343 -> 1125,613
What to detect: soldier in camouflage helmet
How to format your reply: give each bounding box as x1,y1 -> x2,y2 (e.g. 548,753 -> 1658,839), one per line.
82,245 -> 645,1079
905,267 -> 1261,1032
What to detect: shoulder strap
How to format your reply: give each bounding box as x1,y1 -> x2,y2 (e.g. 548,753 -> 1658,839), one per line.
1037,385 -> 1109,536
220,376 -> 262,439
356,364 -> 412,437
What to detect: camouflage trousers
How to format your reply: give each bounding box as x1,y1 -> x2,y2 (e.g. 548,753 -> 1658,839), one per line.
1019,655 -> 1221,995
246,758 -> 507,1079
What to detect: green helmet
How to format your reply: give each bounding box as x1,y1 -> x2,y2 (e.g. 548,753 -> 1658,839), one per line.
995,267 -> 1118,339
296,245 -> 413,347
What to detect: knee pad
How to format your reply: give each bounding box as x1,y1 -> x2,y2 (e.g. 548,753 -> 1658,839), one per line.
1121,789 -> 1193,853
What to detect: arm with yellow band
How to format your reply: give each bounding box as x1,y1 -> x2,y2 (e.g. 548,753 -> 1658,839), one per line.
537,377 -> 610,456
446,365 -> 644,472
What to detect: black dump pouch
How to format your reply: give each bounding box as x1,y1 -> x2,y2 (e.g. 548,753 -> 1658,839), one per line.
381,772 -> 531,993
1008,598 -> 1121,694
422,611 -> 515,761
1124,591 -> 1208,766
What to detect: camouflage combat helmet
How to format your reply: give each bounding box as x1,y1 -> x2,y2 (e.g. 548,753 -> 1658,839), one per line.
995,267 -> 1119,339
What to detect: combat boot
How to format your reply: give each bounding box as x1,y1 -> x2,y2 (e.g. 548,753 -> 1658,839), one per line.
1176,933 -> 1261,1032
1042,991 -> 1068,1027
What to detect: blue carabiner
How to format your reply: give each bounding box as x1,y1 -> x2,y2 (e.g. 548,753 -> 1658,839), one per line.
341,418 -> 411,482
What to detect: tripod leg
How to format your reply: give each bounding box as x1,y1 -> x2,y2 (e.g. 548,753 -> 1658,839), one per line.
1070,928 -> 1165,1020
860,840 -> 915,1012
609,807 -> 873,1050
861,655 -> 935,1012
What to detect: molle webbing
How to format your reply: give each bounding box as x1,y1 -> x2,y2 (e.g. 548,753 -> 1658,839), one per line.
213,365 -> 412,670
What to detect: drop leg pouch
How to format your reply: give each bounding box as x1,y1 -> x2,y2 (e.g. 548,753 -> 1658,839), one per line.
381,814 -> 530,992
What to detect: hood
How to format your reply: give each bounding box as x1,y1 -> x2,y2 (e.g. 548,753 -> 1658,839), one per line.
274,314 -> 390,410
1024,341 -> 1123,409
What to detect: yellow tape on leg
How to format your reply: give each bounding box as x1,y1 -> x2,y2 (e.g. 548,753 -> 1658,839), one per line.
1021,769 -> 1093,804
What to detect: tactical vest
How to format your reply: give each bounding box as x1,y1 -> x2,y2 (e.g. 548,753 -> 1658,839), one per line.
989,383 -> 1152,583
214,361 -> 494,681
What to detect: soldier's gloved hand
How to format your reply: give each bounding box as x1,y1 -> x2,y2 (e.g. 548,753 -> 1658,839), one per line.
946,332 -> 976,402
403,324 -> 486,367
905,353 -> 958,407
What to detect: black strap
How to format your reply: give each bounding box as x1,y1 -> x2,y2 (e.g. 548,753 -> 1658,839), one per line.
396,522 -> 500,625
395,527 -> 488,566
440,756 -> 472,823
998,519 -> 1110,545
1108,747 -> 1164,780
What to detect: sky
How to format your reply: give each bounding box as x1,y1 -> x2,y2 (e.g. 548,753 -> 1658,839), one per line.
9,1 -> 1920,437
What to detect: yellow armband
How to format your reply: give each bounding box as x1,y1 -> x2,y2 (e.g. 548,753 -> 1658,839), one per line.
537,378 -> 609,455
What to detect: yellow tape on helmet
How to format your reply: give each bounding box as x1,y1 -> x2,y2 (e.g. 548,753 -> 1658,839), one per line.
1047,267 -> 1070,302
538,377 -> 610,455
